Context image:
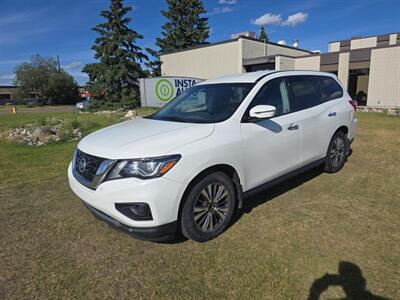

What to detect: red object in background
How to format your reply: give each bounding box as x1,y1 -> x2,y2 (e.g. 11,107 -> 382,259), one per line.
349,100 -> 357,111
80,91 -> 92,98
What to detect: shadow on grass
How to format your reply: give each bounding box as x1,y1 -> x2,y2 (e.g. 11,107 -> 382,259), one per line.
307,261 -> 389,300
232,166 -> 324,223
164,149 -> 353,245
163,166 -> 324,244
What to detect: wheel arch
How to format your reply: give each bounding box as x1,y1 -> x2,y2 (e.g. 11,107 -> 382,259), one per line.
177,164 -> 244,227
335,125 -> 349,136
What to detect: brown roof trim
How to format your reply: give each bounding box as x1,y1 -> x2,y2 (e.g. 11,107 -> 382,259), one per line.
244,43 -> 400,67
339,43 -> 400,53
161,35 -> 313,56
327,42 -> 400,54
329,32 -> 399,44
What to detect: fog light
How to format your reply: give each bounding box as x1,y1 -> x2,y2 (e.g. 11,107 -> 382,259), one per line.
115,203 -> 153,221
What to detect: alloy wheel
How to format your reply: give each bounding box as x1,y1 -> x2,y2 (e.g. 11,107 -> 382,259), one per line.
193,183 -> 231,232
330,136 -> 346,168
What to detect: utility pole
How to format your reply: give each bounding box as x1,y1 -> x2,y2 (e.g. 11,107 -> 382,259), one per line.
57,55 -> 61,72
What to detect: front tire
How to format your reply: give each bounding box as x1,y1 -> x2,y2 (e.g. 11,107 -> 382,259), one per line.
180,172 -> 236,242
324,131 -> 348,173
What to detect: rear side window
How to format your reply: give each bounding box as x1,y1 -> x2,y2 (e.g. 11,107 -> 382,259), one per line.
317,76 -> 343,101
286,76 -> 323,111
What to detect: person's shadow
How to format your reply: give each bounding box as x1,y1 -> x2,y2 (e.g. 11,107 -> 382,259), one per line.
308,261 -> 390,300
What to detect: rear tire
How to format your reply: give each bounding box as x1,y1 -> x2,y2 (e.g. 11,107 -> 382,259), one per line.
324,131 -> 348,173
180,172 -> 236,242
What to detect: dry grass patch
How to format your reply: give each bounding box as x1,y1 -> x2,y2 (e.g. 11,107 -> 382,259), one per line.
0,112 -> 399,299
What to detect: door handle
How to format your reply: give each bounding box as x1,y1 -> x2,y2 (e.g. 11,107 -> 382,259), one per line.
328,112 -> 337,117
288,123 -> 299,130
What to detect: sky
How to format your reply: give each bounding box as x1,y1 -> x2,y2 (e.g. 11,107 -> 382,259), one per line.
0,0 -> 399,86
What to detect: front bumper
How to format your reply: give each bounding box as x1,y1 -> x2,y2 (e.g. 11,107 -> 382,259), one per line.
84,202 -> 177,241
68,163 -> 185,240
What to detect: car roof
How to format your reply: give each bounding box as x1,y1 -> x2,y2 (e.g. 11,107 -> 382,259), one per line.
198,70 -> 337,84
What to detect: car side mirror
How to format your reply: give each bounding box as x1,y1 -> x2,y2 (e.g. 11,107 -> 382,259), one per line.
249,105 -> 276,119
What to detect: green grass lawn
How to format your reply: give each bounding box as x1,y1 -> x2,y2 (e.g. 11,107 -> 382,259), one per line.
0,111 -> 399,299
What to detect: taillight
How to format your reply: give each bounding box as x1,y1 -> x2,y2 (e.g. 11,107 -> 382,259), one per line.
349,100 -> 357,111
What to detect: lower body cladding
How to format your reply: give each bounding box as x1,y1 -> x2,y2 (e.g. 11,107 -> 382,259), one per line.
67,164 -> 183,241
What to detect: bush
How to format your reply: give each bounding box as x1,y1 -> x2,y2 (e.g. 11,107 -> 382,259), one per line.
58,116 -> 96,142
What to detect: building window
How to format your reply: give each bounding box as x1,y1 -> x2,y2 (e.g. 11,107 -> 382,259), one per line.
245,63 -> 275,72
0,93 -> 12,100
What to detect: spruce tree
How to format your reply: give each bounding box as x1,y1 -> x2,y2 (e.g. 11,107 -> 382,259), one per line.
83,0 -> 147,108
146,0 -> 210,76
259,26 -> 269,42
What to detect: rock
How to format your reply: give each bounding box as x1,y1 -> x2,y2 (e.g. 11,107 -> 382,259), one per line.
31,127 -> 56,143
32,128 -> 47,142
125,110 -> 137,119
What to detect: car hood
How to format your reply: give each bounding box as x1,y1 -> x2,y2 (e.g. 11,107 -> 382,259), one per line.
77,117 -> 214,159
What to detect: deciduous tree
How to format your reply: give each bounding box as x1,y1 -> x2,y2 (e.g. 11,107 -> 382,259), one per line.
14,54 -> 79,104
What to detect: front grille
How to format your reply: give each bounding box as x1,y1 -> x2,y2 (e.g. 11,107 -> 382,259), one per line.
75,150 -> 105,182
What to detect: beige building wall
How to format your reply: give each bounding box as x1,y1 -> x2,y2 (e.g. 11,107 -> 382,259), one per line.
241,38 -> 266,59
350,37 -> 377,50
368,46 -> 400,107
266,43 -> 310,57
160,40 -> 241,79
389,34 -> 397,45
161,38 -> 311,78
328,42 -> 340,52
242,39 -> 310,59
275,56 -> 295,70
294,56 -> 321,70
0,87 -> 16,99
338,53 -> 350,89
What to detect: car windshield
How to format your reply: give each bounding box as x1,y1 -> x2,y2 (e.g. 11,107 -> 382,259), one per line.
146,83 -> 254,123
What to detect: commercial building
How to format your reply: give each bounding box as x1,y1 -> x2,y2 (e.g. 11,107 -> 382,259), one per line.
161,32 -> 400,107
0,86 -> 18,104
0,86 -> 86,104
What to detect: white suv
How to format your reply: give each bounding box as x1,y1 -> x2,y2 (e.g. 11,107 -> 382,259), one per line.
68,70 -> 357,242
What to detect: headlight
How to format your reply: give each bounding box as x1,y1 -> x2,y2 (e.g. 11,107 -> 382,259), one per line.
107,154 -> 181,180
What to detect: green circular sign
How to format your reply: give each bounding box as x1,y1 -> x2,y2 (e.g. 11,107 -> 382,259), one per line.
155,79 -> 174,102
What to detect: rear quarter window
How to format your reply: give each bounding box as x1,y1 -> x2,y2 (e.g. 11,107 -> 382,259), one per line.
317,76 -> 343,101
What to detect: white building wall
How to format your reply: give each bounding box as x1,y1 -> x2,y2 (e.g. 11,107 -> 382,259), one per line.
160,41 -> 241,79
338,53 -> 350,89
294,56 -> 321,70
368,46 -> 400,107
350,37 -> 377,50
328,42 -> 340,52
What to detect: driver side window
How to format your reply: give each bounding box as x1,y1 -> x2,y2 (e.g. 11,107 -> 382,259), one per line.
249,78 -> 291,117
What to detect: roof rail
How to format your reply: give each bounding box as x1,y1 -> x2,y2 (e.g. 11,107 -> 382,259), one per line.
255,71 -> 281,82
